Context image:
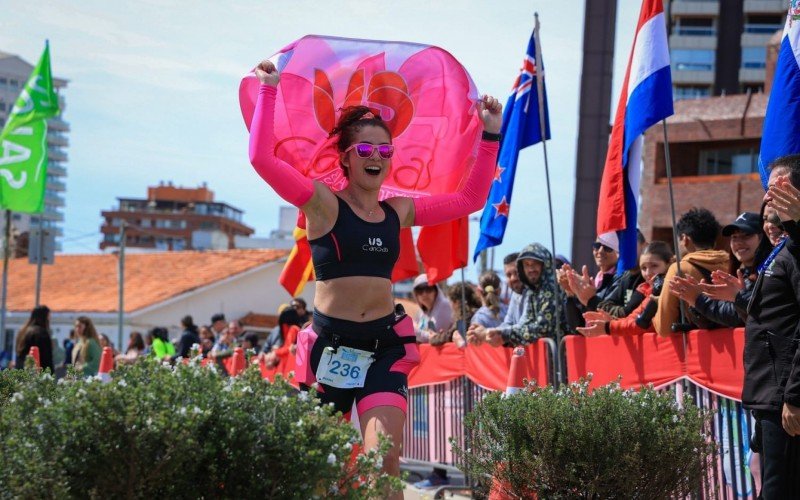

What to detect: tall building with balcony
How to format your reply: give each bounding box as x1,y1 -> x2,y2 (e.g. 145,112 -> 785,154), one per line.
0,49 -> 69,250
668,0 -> 785,100
100,182 -> 254,252
637,29 -> 785,243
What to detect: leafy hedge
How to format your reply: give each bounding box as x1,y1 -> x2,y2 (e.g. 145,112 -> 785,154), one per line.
0,360 -> 399,499
455,380 -> 715,499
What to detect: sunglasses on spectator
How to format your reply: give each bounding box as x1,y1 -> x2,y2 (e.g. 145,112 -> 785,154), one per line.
345,143 -> 395,159
414,285 -> 436,294
592,242 -> 615,252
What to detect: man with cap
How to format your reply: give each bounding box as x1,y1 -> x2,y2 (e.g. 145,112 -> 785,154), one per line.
670,211 -> 768,327
468,243 -> 566,347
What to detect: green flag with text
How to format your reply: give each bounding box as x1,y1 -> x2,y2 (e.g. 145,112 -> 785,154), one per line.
0,43 -> 60,213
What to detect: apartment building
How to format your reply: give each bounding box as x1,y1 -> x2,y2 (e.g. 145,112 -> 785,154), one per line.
668,0 -> 785,99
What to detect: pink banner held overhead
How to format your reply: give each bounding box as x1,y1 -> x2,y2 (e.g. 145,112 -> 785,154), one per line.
239,34 -> 482,199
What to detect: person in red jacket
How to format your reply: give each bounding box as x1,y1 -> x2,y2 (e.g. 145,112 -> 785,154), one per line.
577,241 -> 674,337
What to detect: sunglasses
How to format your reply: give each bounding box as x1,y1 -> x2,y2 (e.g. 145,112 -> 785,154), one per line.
345,142 -> 395,159
592,242 -> 615,252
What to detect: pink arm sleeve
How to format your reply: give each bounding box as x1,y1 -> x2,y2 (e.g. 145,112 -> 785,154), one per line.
412,140 -> 499,226
248,84 -> 315,207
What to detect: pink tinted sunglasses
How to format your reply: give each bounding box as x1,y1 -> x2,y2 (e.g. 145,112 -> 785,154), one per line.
345,143 -> 395,159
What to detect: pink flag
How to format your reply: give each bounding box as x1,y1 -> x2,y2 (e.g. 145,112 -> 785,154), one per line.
240,35 -> 483,284
239,34 -> 482,198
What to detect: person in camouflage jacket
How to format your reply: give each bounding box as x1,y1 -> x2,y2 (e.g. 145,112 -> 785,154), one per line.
469,243 -> 567,347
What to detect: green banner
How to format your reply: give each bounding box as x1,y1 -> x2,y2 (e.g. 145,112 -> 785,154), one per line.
0,43 -> 60,213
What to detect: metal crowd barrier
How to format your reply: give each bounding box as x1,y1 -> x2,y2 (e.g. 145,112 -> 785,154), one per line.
403,337 -> 558,468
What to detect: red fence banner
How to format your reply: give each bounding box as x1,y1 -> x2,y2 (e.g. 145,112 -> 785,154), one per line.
409,342 -> 552,390
564,332 -> 685,389
563,328 -> 746,401
685,328 -> 746,400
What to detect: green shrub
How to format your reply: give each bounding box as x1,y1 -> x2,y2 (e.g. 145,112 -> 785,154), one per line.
455,380 -> 715,499
0,360 -> 400,499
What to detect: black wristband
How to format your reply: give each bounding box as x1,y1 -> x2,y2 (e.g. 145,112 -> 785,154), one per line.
604,321 -> 611,335
482,131 -> 502,142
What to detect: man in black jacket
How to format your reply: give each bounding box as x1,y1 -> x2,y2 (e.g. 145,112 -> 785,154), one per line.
743,155 -> 800,498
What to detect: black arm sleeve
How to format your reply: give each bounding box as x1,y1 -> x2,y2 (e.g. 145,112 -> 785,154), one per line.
693,295 -> 745,328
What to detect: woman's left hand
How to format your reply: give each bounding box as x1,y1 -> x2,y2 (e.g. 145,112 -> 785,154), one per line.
478,94 -> 503,134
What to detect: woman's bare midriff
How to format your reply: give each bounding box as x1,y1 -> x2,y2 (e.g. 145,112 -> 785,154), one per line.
313,276 -> 396,322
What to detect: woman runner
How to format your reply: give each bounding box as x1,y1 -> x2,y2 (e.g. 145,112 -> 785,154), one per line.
248,59 -> 501,491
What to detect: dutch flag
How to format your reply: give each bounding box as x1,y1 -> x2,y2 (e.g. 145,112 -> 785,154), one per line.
759,6 -> 800,189
596,0 -> 673,272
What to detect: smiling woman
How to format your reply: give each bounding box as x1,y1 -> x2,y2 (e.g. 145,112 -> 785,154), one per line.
247,58 -> 501,496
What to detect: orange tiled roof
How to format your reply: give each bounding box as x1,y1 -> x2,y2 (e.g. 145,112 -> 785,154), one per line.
5,249 -> 288,314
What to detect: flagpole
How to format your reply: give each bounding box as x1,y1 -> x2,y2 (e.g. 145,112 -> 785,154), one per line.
661,120 -> 690,336
34,216 -> 44,307
534,13 -> 562,385
1,210 -> 11,352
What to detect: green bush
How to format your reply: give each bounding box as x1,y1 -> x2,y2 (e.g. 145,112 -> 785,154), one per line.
455,380 -> 715,499
0,360 -> 400,499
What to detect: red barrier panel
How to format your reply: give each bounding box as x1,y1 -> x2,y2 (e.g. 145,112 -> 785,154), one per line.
409,342 -> 551,390
563,329 -> 746,401
409,343 -> 465,387
564,332 -> 685,390
685,328 -> 745,400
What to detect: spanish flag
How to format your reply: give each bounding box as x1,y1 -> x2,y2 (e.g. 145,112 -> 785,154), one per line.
279,214 -> 314,297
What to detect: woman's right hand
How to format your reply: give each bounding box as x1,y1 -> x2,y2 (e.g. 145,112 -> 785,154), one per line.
255,60 -> 280,87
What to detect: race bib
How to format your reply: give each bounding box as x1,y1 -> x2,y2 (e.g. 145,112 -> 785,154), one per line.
315,346 -> 374,389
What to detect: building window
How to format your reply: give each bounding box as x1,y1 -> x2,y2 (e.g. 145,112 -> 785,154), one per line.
199,221 -> 218,230
9,79 -> 18,88
140,219 -> 151,228
744,15 -> 783,34
111,218 -> 122,227
155,238 -> 168,250
673,85 -> 712,100
742,83 -> 764,94
155,219 -> 168,229
673,17 -> 715,36
173,238 -> 186,251
699,147 -> 759,176
741,47 -> 766,69
672,49 -> 715,71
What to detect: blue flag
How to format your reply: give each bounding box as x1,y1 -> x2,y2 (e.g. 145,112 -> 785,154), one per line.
473,33 -> 551,262
759,8 -> 800,189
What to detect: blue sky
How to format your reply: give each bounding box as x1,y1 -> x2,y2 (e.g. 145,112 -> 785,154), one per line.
0,0 -> 639,279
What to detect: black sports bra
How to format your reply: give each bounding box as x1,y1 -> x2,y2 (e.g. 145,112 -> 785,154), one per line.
308,196 -> 400,280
